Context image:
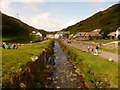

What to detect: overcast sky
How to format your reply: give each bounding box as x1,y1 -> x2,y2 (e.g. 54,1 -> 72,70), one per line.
0,0 -> 119,32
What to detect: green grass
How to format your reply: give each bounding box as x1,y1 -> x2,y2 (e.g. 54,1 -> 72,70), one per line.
59,40 -> 119,88
2,41 -> 51,83
81,39 -> 119,44
100,48 -> 120,54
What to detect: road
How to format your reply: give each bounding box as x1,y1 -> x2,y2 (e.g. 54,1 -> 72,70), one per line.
66,40 -> 119,63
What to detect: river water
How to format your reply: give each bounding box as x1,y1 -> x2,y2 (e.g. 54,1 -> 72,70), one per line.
48,41 -> 84,88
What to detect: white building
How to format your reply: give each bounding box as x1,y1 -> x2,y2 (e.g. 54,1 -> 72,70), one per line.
69,34 -> 74,38
108,32 -> 116,39
54,31 -> 70,39
116,27 -> 120,38
55,33 -> 63,39
46,34 -> 55,38
31,31 -> 43,37
74,32 -> 86,38
35,32 -> 42,37
32,31 -> 36,34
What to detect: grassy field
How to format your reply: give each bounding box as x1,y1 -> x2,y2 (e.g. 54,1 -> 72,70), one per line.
2,41 -> 51,83
59,40 -> 119,88
81,39 -> 118,44
100,48 -> 120,54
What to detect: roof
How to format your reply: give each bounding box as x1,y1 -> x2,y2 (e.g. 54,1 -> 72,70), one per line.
118,27 -> 120,29
75,32 -> 86,36
85,32 -> 102,36
108,32 -> 116,36
56,31 -> 70,34
92,29 -> 101,32
117,27 -> 120,31
36,32 -> 42,36
69,34 -> 74,37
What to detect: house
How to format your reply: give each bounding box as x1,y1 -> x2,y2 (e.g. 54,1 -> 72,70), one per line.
30,31 -> 43,41
55,33 -> 63,39
90,29 -> 102,39
31,31 -> 43,37
54,31 -> 70,39
84,32 -> 90,39
69,34 -> 74,39
108,32 -> 116,39
107,27 -> 120,39
46,34 -> 55,39
84,29 -> 102,40
74,32 -> 86,37
73,32 -> 86,40
35,32 -> 42,37
31,31 -> 35,35
116,27 -> 120,39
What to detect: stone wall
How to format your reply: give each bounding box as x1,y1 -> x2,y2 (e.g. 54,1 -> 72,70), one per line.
101,43 -> 118,49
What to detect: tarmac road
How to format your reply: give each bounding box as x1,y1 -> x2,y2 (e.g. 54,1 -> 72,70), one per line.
66,40 -> 119,63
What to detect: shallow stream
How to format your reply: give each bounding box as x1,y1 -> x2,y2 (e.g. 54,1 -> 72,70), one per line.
48,41 -> 84,88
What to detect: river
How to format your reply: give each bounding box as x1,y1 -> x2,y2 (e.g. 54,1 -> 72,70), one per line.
48,41 -> 84,88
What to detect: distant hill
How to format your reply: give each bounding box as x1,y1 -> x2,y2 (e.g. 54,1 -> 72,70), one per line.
2,13 -> 48,43
62,3 -> 120,38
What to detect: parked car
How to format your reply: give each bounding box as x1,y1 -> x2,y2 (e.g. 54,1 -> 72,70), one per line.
67,40 -> 71,43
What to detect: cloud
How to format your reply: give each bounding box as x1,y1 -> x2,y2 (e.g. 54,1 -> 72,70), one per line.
87,0 -> 119,9
44,0 -> 119,2
20,1 -> 44,12
0,0 -> 14,15
87,1 -> 105,9
0,0 -> 81,31
21,13 -> 80,31
0,0 -> 44,16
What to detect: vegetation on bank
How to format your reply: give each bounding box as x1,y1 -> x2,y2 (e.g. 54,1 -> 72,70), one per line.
100,48 -> 120,54
80,39 -> 119,44
2,41 -> 52,85
58,40 -> 118,88
62,3 -> 120,38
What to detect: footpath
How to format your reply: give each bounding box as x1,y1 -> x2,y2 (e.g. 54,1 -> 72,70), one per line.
66,40 -> 119,63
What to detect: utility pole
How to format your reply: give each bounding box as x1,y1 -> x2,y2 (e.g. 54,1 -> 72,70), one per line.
17,13 -> 19,19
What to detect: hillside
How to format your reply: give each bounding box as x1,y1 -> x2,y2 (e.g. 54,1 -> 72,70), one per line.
2,13 -> 48,43
62,3 -> 120,37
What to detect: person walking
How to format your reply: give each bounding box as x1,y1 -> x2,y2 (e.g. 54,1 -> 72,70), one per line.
95,45 -> 99,54
91,47 -> 94,54
87,46 -> 90,52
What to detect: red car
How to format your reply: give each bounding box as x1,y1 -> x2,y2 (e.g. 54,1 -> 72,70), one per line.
67,40 -> 71,43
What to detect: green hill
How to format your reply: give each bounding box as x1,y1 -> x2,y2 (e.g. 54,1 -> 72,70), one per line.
62,3 -> 120,38
2,13 -> 48,43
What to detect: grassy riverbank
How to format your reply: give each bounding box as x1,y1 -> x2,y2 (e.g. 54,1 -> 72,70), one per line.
100,48 -> 120,54
59,40 -> 118,88
2,41 -> 52,85
81,39 -> 118,44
